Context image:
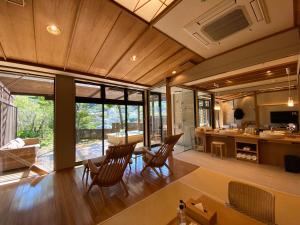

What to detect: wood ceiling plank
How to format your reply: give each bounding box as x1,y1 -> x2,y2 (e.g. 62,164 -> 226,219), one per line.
89,10 -> 147,75
0,76 -> 54,96
0,0 -> 36,62
137,50 -> 200,85
196,63 -> 297,90
33,0 -> 80,68
66,0 -> 121,73
108,28 -> 167,79
122,39 -> 182,82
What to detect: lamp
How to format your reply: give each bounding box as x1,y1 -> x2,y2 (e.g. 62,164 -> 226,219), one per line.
286,67 -> 294,107
214,103 -> 220,111
288,97 -> 294,107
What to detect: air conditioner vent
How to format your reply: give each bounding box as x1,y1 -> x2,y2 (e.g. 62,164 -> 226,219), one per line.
202,8 -> 250,42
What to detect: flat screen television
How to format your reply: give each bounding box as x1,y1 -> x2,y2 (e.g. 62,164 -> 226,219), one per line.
270,111 -> 298,124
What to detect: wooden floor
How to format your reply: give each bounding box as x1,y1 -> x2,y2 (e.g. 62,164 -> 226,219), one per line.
0,157 -> 198,225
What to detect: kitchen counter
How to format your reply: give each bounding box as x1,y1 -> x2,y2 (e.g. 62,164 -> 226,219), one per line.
203,130 -> 300,167
205,131 -> 300,144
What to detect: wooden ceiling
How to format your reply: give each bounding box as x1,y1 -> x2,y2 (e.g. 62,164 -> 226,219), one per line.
194,62 -> 297,91
217,85 -> 297,102
0,0 -> 203,86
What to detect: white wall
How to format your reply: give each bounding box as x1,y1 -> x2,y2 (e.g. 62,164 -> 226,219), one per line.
220,89 -> 298,128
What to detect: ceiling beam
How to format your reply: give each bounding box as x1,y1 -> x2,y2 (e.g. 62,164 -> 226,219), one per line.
0,41 -> 7,61
63,0 -> 84,71
170,28 -> 300,86
32,0 -> 38,64
0,59 -> 150,89
294,0 -> 300,26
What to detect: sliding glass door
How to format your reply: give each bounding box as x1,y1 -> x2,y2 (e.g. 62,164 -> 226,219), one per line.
75,82 -> 144,163
104,104 -> 126,147
149,92 -> 163,146
75,103 -> 103,162
127,105 -> 144,147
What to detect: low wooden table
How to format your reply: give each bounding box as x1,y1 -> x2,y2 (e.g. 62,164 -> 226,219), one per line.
167,195 -> 266,225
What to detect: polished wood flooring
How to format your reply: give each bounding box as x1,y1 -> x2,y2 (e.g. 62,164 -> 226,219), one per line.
0,157 -> 198,225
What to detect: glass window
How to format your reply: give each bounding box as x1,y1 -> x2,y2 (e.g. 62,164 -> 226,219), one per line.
105,86 -> 124,100
104,104 -> 126,146
75,103 -> 103,162
198,99 -> 211,127
76,82 -> 101,98
127,105 -> 144,147
128,90 -> 143,102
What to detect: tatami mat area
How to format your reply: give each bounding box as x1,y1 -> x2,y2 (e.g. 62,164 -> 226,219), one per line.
99,168 -> 300,225
174,150 -> 300,196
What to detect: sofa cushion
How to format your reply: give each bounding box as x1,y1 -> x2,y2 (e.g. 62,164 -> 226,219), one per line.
15,138 -> 25,148
6,140 -> 19,149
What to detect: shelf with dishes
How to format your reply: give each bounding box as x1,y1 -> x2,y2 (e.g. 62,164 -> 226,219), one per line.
235,138 -> 259,163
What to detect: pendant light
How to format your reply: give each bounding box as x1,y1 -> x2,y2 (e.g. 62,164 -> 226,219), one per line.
214,104 -> 220,111
286,67 -> 294,107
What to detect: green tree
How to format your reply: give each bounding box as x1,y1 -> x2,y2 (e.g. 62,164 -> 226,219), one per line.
13,96 -> 54,147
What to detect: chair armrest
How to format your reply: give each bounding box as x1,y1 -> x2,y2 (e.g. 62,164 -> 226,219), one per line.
143,149 -> 155,156
87,160 -> 99,174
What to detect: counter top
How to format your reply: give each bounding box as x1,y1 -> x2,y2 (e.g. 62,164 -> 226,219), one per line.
205,131 -> 300,144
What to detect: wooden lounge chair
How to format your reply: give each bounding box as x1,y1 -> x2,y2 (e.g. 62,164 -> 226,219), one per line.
228,181 -> 276,224
141,133 -> 183,178
86,143 -> 135,201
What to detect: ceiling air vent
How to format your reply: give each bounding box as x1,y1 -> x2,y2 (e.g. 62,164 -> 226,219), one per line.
202,8 -> 250,42
6,0 -> 25,7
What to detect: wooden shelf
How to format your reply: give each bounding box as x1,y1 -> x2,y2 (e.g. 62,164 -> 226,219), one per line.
236,157 -> 258,163
235,137 -> 259,164
236,148 -> 257,153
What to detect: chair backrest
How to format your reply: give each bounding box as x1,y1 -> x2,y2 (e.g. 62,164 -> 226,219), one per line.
228,181 -> 275,224
151,133 -> 183,167
96,143 -> 135,186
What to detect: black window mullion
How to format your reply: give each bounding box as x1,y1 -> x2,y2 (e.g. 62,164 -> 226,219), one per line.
102,103 -> 105,155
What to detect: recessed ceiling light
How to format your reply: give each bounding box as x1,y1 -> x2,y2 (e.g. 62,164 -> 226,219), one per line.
266,70 -> 272,75
172,70 -> 177,75
47,24 -> 61,35
226,80 -> 233,84
130,55 -> 137,62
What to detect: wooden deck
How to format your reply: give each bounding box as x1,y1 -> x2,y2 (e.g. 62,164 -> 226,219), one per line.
0,156 -> 198,225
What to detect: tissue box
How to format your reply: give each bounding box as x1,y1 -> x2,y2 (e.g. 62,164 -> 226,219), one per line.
185,198 -> 217,225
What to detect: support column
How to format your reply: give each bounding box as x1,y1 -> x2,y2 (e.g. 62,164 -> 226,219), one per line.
194,90 -> 199,128
298,84 -> 300,128
166,78 -> 172,136
211,93 -> 216,129
254,92 -> 260,128
144,90 -> 150,147
54,76 -> 75,170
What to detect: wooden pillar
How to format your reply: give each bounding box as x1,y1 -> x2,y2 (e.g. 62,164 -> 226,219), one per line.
166,78 -> 173,136
194,90 -> 199,128
54,76 -> 75,170
211,93 -> 216,129
298,84 -> 300,129
254,92 -> 260,128
144,90 -> 150,147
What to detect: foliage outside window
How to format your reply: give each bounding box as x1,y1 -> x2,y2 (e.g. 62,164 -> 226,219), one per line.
14,96 -> 54,148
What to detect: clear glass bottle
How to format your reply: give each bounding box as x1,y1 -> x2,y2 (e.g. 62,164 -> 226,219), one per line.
177,200 -> 186,225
